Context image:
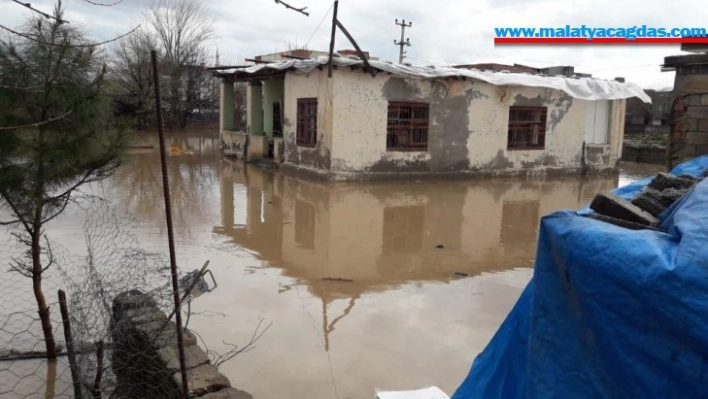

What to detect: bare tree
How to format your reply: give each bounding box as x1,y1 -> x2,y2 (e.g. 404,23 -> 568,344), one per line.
145,0 -> 216,129
234,83 -> 247,131
110,29 -> 159,129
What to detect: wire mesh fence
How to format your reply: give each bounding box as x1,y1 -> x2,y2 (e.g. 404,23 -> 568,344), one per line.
0,197 -> 217,398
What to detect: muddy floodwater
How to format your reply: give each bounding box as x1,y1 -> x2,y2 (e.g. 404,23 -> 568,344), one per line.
0,134 -> 665,398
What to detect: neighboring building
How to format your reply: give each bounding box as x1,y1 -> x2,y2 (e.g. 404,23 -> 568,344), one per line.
254,48 -> 378,63
624,89 -> 672,132
662,45 -> 708,169
455,63 -> 592,78
212,53 -> 650,180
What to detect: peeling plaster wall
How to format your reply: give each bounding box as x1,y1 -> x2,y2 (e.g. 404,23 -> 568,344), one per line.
282,69 -> 333,174
609,99 -> 626,165
273,137 -> 285,162
248,135 -> 267,161
221,130 -> 248,159
329,72 -> 478,174
467,85 -> 584,172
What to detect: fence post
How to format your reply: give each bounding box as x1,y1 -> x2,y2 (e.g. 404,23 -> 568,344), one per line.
92,340 -> 104,399
58,289 -> 82,399
150,49 -> 189,398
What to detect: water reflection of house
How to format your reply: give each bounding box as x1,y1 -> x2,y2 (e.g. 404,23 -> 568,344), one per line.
213,161 -> 617,349
214,160 -> 617,298
212,51 -> 650,180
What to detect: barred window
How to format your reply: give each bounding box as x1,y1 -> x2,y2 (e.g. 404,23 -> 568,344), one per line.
507,107 -> 547,150
297,98 -> 317,147
387,102 -> 429,151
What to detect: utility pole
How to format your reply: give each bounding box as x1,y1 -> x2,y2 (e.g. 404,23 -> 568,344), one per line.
394,19 -> 412,64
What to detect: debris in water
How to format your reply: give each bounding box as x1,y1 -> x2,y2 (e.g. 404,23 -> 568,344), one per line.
322,277 -> 354,282
436,244 -> 445,248
453,272 -> 469,278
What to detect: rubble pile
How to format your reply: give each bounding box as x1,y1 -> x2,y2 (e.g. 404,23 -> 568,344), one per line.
588,172 -> 705,230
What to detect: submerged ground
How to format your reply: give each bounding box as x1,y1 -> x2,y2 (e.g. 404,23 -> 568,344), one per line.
0,132 -> 664,398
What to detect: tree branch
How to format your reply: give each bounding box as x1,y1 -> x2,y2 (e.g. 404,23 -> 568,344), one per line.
10,0 -> 69,24
83,0 -> 125,6
0,83 -> 44,91
212,318 -> 272,368
0,190 -> 33,233
274,0 -> 309,16
41,235 -> 54,273
40,193 -> 73,225
0,24 -> 140,48
0,109 -> 74,131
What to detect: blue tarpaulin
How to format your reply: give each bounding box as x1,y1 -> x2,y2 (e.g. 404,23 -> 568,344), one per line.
452,155 -> 708,399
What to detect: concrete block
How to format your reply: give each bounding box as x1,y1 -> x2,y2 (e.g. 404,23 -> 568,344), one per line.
675,76 -> 708,93
590,191 -> 660,227
687,131 -> 708,145
687,118 -> 699,131
199,388 -> 254,399
697,119 -> 708,132
152,325 -> 198,348
172,364 -> 231,397
647,173 -> 700,191
159,343 -> 210,371
687,106 -> 708,119
631,187 -> 689,217
587,213 -> 662,231
126,308 -> 169,325
112,290 -> 235,397
685,94 -> 702,106
696,144 -> 708,156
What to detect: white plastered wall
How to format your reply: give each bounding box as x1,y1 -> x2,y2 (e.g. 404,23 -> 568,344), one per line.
329,71 -> 433,172
467,83 -> 586,170
283,68 -> 334,171
285,68 -> 616,175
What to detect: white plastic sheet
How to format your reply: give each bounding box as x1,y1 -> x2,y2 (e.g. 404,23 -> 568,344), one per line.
375,386 -> 450,399
219,56 -> 651,103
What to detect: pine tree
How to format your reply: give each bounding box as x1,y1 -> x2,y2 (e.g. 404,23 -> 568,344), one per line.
0,2 -> 129,359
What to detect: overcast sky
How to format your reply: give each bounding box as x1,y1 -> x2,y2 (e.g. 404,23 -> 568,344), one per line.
1,0 -> 703,90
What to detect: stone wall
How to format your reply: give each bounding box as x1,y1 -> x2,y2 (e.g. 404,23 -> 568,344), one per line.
111,290 -> 251,399
669,93 -> 708,169
622,142 -> 667,165
664,54 -> 708,170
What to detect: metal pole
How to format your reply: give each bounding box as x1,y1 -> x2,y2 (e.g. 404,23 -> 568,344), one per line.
150,50 -> 189,398
327,0 -> 339,78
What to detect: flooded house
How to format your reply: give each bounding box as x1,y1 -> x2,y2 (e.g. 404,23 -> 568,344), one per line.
212,50 -> 651,180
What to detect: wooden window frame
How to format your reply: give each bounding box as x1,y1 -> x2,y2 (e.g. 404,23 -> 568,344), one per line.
296,98 -> 317,147
507,106 -> 547,150
386,102 -> 430,151
273,101 -> 283,138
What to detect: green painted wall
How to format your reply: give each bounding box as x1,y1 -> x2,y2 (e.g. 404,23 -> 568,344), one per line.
262,79 -> 285,139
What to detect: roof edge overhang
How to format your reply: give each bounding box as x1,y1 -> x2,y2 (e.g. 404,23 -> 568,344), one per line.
212,56 -> 652,103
